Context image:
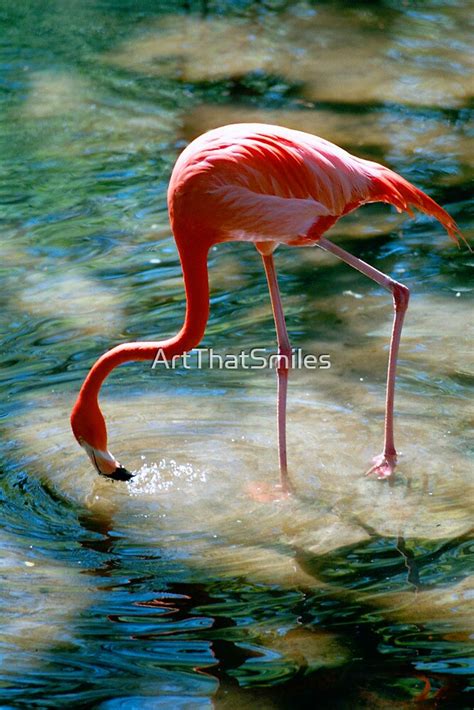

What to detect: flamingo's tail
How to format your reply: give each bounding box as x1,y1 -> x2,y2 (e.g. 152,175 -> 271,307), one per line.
369,166 -> 470,250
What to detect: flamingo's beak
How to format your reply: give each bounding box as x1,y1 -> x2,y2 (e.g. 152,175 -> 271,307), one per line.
81,442 -> 134,481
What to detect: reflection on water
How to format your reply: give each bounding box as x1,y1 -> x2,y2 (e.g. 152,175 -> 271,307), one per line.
0,0 -> 472,707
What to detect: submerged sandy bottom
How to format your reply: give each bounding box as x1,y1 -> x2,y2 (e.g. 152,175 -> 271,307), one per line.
5,281 -> 472,669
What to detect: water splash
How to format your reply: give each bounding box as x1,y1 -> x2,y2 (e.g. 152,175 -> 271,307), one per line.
127,458 -> 208,496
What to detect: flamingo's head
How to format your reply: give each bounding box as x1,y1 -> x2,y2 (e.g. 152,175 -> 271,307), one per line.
70,397 -> 133,481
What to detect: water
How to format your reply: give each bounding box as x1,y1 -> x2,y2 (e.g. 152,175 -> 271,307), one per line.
1,1 -> 473,707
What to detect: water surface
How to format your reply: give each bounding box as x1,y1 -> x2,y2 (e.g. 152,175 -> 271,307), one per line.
0,1 -> 473,707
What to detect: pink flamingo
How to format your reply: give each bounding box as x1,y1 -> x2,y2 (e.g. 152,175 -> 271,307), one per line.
71,123 -> 464,489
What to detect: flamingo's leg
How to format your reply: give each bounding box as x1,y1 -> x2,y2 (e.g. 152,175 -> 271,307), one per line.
318,236 -> 410,479
261,253 -> 293,493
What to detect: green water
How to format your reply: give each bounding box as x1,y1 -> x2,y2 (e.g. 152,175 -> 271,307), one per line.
1,1 -> 473,707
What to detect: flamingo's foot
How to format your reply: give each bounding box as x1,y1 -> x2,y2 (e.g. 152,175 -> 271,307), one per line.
245,481 -> 292,503
365,452 -> 397,480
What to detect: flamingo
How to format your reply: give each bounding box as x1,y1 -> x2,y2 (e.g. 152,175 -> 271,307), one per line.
71,123 -> 464,489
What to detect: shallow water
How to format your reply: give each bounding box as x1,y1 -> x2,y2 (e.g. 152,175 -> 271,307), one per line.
1,1 -> 473,707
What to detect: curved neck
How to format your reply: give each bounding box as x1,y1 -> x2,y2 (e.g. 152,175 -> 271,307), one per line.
77,241 -> 210,403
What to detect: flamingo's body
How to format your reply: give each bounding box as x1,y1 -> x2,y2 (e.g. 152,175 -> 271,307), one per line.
71,123 -> 462,486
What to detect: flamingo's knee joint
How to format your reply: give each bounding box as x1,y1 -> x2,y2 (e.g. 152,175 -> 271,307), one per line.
277,344 -> 292,373
391,282 -> 410,312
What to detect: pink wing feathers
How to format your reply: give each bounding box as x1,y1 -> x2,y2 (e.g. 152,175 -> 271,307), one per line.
367,164 -> 462,244
168,123 -> 464,248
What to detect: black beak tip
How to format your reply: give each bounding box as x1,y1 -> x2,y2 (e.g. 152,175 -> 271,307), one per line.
101,465 -> 134,482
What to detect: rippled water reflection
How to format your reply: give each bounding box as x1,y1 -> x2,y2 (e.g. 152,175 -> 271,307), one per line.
1,0 -> 473,707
